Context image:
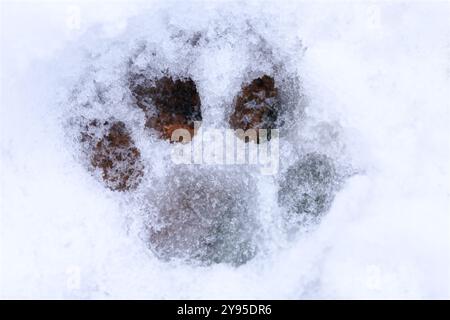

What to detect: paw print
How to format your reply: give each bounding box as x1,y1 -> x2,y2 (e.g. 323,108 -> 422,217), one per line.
67,18 -> 347,266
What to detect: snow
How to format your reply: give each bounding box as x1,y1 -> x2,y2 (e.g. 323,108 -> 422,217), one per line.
1,0 -> 449,299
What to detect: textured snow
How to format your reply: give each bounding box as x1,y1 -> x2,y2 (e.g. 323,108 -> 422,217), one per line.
1,0 -> 449,299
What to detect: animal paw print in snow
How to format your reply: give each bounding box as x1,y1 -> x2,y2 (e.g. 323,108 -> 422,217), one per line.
74,28 -> 342,266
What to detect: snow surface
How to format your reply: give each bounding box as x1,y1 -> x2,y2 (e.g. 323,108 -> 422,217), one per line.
1,0 -> 449,299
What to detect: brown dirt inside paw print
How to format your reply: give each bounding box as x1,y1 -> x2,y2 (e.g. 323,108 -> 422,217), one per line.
131,76 -> 202,142
81,120 -> 144,191
229,75 -> 279,143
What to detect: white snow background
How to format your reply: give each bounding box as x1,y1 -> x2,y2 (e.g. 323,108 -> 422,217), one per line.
1,0 -> 449,299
